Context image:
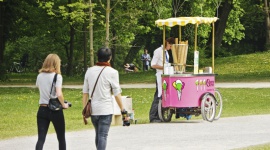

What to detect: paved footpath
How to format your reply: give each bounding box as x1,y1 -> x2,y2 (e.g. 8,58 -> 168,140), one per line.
1,82 -> 270,150
1,82 -> 270,89
1,114 -> 270,150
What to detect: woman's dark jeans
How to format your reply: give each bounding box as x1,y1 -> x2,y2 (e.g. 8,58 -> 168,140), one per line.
91,115 -> 112,150
36,106 -> 66,150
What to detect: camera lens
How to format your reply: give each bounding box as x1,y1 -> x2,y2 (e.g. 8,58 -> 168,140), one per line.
64,100 -> 72,107
123,121 -> 130,126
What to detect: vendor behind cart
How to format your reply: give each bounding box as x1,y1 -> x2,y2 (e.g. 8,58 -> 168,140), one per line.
149,37 -> 175,123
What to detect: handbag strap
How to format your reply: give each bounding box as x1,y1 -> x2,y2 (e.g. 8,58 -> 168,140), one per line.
49,73 -> 57,98
90,66 -> 106,98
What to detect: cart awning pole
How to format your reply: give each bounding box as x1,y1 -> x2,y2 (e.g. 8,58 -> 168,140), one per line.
195,23 -> 198,51
163,25 -> 166,73
212,22 -> 215,73
179,26 -> 181,42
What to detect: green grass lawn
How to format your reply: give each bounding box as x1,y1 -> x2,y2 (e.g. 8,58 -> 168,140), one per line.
234,143 -> 270,150
1,87 -> 270,140
2,51 -> 270,85
213,51 -> 270,82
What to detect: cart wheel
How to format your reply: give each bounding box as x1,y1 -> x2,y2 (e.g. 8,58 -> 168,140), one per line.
214,89 -> 223,120
201,93 -> 216,122
158,100 -> 172,122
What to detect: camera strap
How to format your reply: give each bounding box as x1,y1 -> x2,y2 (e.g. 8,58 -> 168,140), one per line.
49,73 -> 57,99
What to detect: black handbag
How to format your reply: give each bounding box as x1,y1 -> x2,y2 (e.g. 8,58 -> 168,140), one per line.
48,74 -> 62,111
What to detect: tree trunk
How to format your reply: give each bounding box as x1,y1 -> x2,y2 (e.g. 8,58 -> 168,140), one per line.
83,23 -> 87,73
0,1 -> 8,80
105,0 -> 110,48
111,29 -> 116,67
214,0 -> 233,49
66,0 -> 75,76
0,2 -> 5,65
89,0 -> 94,67
66,24 -> 75,76
265,0 -> 270,45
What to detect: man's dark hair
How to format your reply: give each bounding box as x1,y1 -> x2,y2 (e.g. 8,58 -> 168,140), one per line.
166,37 -> 175,44
97,47 -> 112,62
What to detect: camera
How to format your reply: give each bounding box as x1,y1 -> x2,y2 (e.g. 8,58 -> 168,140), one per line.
121,109 -> 130,126
64,100 -> 72,107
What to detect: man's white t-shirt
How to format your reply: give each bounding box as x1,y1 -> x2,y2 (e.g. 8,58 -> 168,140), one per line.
83,66 -> 122,115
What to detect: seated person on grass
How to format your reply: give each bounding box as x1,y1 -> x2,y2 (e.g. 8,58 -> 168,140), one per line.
124,63 -> 138,72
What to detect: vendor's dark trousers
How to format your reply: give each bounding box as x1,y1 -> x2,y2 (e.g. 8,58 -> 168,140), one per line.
36,106 -> 66,150
149,81 -> 161,122
91,115 -> 112,150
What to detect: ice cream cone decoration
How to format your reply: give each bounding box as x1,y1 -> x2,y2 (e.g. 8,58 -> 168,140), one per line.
173,79 -> 183,101
203,79 -> 206,90
199,80 -> 203,91
163,80 -> 167,101
195,80 -> 199,91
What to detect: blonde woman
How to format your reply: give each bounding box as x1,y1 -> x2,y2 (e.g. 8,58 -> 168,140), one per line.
35,54 -> 69,150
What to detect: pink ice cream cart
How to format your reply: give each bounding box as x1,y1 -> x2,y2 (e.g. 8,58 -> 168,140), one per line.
155,17 -> 223,122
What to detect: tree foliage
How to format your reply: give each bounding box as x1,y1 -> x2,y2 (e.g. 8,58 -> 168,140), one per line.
0,0 -> 267,78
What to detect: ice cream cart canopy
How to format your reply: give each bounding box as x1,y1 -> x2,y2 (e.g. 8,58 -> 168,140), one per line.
155,17 -> 218,27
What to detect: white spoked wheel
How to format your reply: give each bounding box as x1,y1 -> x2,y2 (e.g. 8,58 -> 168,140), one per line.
201,93 -> 216,122
158,99 -> 172,122
214,89 -> 223,120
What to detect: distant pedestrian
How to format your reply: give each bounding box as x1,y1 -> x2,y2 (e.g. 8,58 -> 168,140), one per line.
141,49 -> 151,71
35,54 -> 69,150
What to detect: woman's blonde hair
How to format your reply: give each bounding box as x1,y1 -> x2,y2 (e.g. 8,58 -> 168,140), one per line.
39,54 -> 61,74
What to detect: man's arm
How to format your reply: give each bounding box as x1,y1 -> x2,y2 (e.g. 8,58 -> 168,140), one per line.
82,93 -> 89,107
151,48 -> 163,70
56,87 -> 68,108
115,94 -> 124,111
151,64 -> 163,70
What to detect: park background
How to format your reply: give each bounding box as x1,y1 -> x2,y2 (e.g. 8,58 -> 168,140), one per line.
0,0 -> 269,77
1,1 -> 270,149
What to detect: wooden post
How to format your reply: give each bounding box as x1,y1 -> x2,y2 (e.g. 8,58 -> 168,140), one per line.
194,23 -> 198,51
179,26 -> 182,42
212,22 -> 215,73
163,25 -> 166,74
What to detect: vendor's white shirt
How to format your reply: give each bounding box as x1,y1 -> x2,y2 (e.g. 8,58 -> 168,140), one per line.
151,45 -> 169,73
151,45 -> 170,97
83,66 -> 122,115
